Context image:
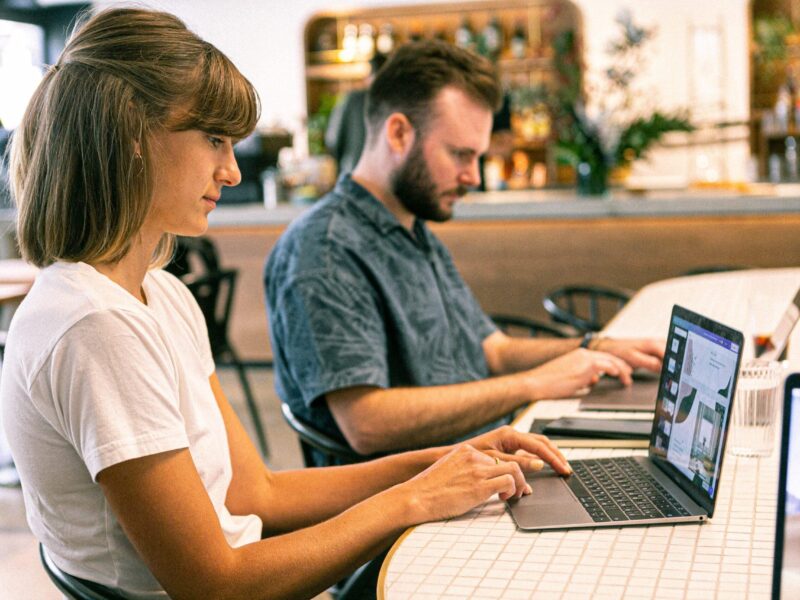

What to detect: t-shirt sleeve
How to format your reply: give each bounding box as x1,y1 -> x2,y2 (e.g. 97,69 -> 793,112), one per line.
272,272 -> 389,408
45,309 -> 189,480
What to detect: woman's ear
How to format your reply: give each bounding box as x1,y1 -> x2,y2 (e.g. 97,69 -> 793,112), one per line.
383,112 -> 415,157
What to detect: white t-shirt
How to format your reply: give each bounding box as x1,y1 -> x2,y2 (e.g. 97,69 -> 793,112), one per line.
0,262 -> 262,599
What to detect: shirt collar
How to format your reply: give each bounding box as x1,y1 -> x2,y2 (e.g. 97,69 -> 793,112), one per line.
337,173 -> 419,238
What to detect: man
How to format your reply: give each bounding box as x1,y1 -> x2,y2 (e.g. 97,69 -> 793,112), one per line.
265,41 -> 662,462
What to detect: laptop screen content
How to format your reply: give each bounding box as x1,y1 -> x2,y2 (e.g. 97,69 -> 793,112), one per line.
650,310 -> 741,502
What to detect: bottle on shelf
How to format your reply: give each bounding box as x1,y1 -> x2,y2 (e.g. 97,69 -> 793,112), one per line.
376,23 -> 395,55
454,17 -> 475,51
480,16 -> 503,61
510,20 -> 527,59
785,136 -> 798,181
341,23 -> 358,61
357,23 -> 375,59
774,85 -> 791,132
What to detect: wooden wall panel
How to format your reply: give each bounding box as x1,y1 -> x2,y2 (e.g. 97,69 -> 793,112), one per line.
211,214 -> 800,361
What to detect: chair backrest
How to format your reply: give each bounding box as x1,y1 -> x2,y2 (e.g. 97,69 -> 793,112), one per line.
280,402 -> 364,467
543,284 -> 633,333
165,236 -> 222,278
39,544 -> 123,600
183,270 -> 237,360
490,314 -> 569,338
680,265 -> 749,277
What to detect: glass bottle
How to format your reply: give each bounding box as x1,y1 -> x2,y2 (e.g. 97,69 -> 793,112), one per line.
510,20 -> 527,59
376,23 -> 394,55
481,16 -> 503,61
357,23 -> 375,59
454,17 -> 475,51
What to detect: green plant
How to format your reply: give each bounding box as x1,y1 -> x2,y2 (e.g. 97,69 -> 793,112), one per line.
552,10 -> 694,193
307,92 -> 339,156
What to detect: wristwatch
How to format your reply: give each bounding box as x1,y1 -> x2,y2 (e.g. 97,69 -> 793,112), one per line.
579,332 -> 596,349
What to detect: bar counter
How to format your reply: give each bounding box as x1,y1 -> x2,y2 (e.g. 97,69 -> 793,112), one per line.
201,187 -> 800,361
207,186 -> 800,227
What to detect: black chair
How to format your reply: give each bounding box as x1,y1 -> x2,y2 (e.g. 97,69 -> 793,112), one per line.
490,314 -> 569,338
280,402 -> 364,467
542,284 -> 634,334
680,265 -> 749,277
167,237 -> 269,458
39,544 -> 123,600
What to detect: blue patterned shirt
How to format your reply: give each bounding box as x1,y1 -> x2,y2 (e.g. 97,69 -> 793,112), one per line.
264,175 -> 503,455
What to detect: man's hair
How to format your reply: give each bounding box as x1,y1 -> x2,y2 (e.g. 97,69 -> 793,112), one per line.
10,8 -> 259,268
365,40 -> 501,139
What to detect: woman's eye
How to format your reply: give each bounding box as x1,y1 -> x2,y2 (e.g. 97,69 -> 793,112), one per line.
208,136 -> 224,148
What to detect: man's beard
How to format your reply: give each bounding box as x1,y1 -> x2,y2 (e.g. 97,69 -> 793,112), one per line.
390,142 -> 467,222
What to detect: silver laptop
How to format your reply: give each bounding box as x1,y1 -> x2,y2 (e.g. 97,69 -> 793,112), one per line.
508,305 -> 743,531
579,287 -> 799,413
773,373 -> 800,599
578,371 -> 660,412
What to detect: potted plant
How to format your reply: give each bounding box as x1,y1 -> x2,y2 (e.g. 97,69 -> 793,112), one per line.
553,11 -> 694,196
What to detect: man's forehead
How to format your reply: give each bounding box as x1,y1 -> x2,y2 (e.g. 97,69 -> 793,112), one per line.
427,87 -> 493,150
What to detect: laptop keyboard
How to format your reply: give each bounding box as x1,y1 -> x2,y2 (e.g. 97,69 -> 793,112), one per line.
566,457 -> 692,522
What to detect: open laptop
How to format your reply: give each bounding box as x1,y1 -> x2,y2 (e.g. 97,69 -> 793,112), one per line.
508,304 -> 743,531
579,287 -> 800,412
773,373 -> 800,599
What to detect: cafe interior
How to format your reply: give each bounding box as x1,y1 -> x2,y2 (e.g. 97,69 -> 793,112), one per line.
0,0 -> 799,598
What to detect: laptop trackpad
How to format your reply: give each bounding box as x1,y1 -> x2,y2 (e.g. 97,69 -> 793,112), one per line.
507,470 -> 591,529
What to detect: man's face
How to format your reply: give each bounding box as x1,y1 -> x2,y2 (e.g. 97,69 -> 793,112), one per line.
390,87 -> 493,223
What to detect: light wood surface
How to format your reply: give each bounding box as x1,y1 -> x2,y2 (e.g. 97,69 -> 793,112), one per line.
210,213 -> 800,361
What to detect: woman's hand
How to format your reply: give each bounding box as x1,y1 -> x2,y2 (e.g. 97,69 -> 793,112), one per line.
464,425 -> 571,475
397,444 -> 527,524
396,426 -> 571,525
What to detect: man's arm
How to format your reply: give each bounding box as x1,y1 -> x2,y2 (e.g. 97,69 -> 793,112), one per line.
482,331 -> 665,376
326,347 -> 633,454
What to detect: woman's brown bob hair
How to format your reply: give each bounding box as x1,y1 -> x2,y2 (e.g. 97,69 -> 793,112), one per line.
10,8 -> 259,268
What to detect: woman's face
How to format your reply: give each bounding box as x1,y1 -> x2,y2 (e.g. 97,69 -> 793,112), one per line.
143,128 -> 241,239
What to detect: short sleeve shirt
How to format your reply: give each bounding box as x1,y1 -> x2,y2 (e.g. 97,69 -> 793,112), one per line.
265,175 -> 502,448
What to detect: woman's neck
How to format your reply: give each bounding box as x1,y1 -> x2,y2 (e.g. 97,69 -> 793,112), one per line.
89,236 -> 156,304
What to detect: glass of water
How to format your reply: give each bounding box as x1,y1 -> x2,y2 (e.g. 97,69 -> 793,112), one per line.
730,360 -> 781,457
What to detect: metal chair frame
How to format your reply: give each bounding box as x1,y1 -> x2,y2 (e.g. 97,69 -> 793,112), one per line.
542,284 -> 633,334
489,313 -> 570,338
280,402 -> 364,467
39,544 -> 123,600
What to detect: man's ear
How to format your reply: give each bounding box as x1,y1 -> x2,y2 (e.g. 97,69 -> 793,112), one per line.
383,112 -> 415,156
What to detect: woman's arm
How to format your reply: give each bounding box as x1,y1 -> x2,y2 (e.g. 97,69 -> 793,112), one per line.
98,433 -> 541,599
211,373 -> 445,532
96,375 -> 570,599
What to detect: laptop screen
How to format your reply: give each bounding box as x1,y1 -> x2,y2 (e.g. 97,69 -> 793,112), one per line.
757,287 -> 800,362
774,374 -> 800,599
649,305 -> 743,509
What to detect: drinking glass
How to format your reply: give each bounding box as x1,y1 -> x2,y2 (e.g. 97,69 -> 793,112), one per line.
730,359 -> 780,457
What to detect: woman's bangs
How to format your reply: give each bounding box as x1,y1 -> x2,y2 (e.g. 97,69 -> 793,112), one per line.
191,49 -> 259,139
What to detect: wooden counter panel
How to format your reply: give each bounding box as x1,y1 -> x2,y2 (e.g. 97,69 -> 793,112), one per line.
210,214 -> 800,361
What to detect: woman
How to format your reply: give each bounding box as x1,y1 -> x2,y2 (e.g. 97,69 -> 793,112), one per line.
0,8 -> 570,599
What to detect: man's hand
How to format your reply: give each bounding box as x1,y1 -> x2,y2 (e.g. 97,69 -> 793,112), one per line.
593,338 -> 665,373
523,347 -> 634,399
